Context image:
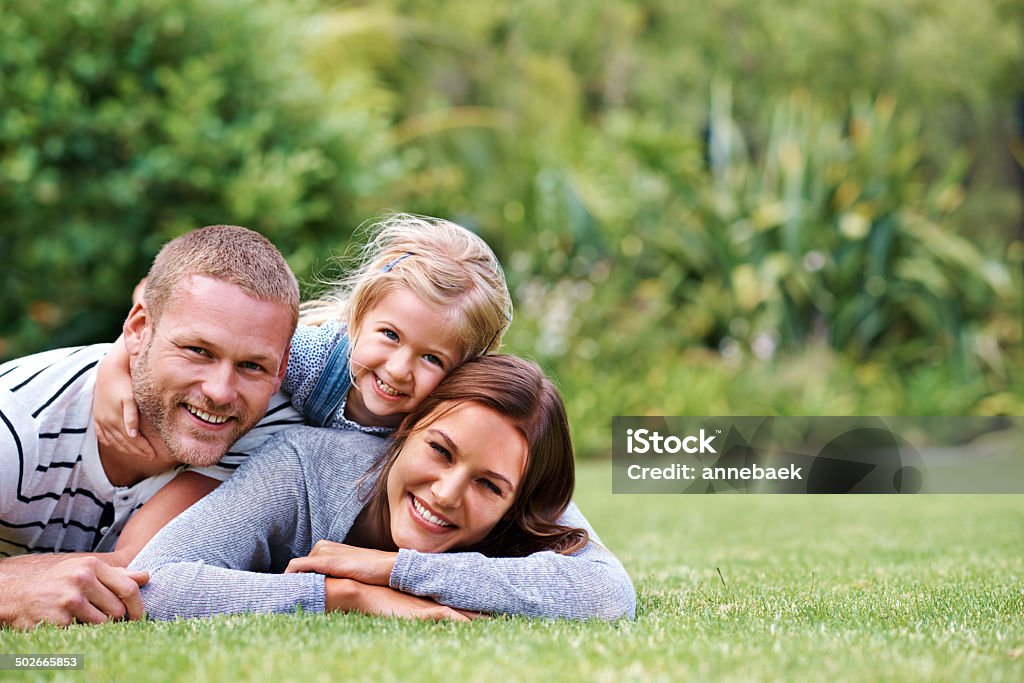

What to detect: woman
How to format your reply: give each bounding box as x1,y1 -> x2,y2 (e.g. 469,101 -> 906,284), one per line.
129,355 -> 634,621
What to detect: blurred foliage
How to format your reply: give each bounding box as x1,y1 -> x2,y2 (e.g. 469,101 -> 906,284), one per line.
3,0 -> 1024,455
0,0 -> 396,355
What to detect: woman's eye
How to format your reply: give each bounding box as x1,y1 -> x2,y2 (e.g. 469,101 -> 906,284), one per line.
430,442 -> 452,461
480,479 -> 502,496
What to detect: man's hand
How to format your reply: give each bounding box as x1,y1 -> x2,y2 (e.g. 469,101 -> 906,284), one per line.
324,578 -> 479,622
0,557 -> 148,629
285,541 -> 397,586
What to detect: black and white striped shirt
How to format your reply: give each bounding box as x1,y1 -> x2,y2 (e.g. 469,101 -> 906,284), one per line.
0,344 -> 304,557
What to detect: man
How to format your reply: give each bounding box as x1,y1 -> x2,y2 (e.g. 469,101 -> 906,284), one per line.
0,225 -> 302,628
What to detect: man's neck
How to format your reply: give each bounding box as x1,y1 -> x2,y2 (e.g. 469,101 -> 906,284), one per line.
97,428 -> 175,488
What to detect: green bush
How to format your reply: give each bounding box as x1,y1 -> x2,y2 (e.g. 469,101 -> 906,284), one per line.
0,0 -> 393,358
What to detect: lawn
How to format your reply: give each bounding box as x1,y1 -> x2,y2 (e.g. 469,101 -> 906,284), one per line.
2,462 -> 1022,683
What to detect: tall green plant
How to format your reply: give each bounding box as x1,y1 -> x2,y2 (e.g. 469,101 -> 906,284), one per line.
679,88 -> 1017,366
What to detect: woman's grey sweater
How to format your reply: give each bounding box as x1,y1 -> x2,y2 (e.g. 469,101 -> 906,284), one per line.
129,426 -> 635,620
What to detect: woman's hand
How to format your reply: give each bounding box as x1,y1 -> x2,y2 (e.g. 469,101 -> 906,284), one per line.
324,578 -> 479,621
93,336 -> 157,461
285,541 -> 396,586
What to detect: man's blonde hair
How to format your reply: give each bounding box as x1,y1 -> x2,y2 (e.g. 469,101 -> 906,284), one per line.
145,225 -> 300,330
302,213 -> 512,361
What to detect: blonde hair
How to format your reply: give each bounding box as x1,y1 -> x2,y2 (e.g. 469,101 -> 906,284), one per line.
302,213 -> 512,360
146,225 -> 300,330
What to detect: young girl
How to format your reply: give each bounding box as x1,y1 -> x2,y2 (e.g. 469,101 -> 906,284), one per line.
94,213 -> 514,446
129,355 -> 633,621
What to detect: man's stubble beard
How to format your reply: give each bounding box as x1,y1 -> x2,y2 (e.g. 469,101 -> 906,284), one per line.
131,340 -> 251,468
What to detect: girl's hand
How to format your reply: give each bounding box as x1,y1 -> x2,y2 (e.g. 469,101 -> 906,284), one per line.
285,541 -> 397,586
93,336 -> 157,461
324,578 -> 479,621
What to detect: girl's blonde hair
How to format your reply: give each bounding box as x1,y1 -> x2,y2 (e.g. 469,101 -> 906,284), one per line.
301,213 -> 512,360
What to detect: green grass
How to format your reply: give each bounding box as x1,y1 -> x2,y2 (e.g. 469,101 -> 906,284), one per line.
3,463 -> 1022,683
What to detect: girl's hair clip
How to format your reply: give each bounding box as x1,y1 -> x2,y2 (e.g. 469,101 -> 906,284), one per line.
381,252 -> 415,273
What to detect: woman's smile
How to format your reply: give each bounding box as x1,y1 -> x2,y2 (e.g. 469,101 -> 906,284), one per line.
408,494 -> 455,530
386,401 -> 527,554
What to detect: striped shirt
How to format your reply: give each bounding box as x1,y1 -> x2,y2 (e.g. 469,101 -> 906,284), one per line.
0,344 -> 304,557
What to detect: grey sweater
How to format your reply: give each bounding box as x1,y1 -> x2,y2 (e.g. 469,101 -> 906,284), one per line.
130,427 -> 635,620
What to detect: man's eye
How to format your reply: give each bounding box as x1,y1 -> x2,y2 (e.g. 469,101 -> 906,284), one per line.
240,361 -> 265,372
186,347 -> 209,357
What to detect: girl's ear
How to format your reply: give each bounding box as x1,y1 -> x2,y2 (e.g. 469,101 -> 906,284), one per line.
122,302 -> 150,356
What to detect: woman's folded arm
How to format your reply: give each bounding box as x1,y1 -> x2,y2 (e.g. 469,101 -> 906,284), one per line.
390,502 -> 636,620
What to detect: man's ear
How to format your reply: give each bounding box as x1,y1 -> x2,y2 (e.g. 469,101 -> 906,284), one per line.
123,302 -> 150,356
274,346 -> 290,393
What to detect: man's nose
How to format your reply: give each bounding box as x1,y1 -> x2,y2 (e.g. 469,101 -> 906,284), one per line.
201,362 -> 238,407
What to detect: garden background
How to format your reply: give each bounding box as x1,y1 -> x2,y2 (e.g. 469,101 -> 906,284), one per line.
1,1 -> 1022,680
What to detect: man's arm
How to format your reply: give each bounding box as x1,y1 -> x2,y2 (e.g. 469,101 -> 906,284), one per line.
0,471 -> 220,576
0,472 -> 216,628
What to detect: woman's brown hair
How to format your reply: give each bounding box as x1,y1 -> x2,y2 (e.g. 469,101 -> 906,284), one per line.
363,355 -> 588,556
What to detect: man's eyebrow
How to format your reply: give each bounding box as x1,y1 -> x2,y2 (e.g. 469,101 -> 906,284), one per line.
428,428 -> 515,492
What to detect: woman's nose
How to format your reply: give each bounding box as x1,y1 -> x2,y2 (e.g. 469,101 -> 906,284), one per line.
431,471 -> 464,509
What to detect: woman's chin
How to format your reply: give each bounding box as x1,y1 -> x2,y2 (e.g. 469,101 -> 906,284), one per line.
389,519 -> 445,552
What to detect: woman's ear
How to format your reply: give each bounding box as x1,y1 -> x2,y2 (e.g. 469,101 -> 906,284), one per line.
122,302 -> 150,356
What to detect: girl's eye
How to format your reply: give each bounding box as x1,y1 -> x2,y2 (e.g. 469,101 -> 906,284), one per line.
424,354 -> 444,368
481,480 -> 502,495
429,442 -> 452,462
382,329 -> 399,342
